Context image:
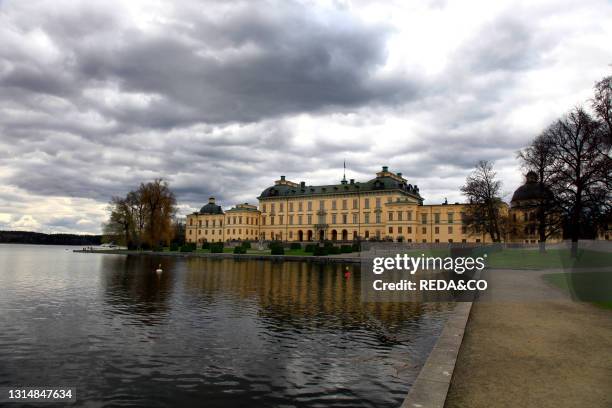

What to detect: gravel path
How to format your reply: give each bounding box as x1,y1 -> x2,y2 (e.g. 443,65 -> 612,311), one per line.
445,268 -> 612,408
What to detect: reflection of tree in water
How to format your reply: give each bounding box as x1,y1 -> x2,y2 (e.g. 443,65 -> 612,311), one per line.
182,258 -> 452,342
101,255 -> 176,324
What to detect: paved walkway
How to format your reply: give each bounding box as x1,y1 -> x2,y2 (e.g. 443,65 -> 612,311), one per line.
445,267 -> 612,408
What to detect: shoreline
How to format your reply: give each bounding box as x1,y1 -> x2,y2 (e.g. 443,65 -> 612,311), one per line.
73,249 -> 362,264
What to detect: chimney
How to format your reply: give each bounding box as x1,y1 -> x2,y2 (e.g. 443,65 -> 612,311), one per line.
350,179 -> 355,184
382,166 -> 388,172
280,175 -> 286,181
397,172 -> 402,177
300,181 -> 305,188
209,197 -> 215,204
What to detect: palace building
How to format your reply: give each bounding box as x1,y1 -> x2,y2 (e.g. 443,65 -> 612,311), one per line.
186,166 -> 503,244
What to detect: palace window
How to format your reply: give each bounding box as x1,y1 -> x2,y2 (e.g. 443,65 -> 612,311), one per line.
239,229 -> 242,234
271,203 -> 276,213
299,202 -> 303,212
289,202 -> 293,212
289,215 -> 294,225
308,201 -> 312,211
353,199 -> 358,209
332,214 -> 337,224
398,226 -> 403,234
219,220 -> 222,227
462,226 -> 467,234
389,226 -> 393,234
206,220 -> 209,227
239,216 -> 242,224
364,213 -> 370,223
342,200 -> 347,210
398,212 -> 403,221
448,239 -> 453,243
376,213 -> 381,224
298,215 -> 303,225
388,212 -> 393,221
448,226 -> 453,234
198,220 -> 202,227
279,215 -> 284,225
189,230 -> 192,235
365,231 -> 370,238
435,226 -> 439,234
448,212 -> 454,223
407,211 -> 412,221
190,219 -> 193,226
434,213 -> 440,224
332,200 -> 337,210
352,213 -> 358,224
407,226 -> 412,234
375,197 -> 381,208
307,214 -> 312,224
421,214 -> 427,224
461,212 -> 466,224
435,239 -> 440,243
279,203 -> 284,213
270,216 -> 275,225
422,227 -> 426,234
364,198 -> 370,209
289,231 -> 293,239
319,200 -> 324,210
342,214 -> 347,224
263,204 -> 266,213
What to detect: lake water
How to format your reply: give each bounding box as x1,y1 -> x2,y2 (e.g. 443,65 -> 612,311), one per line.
0,245 -> 453,407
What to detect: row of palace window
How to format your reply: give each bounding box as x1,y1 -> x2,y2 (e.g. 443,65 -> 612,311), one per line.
189,216 -> 259,227
388,226 -> 469,235
189,228 -> 258,236
226,215 -> 258,225
262,213 -> 382,226
261,197 -> 391,213
189,219 -> 222,227
418,212 -> 467,224
260,229 -> 480,243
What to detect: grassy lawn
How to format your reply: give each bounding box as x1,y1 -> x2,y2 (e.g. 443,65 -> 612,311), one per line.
543,272 -> 612,310
486,249 -> 612,269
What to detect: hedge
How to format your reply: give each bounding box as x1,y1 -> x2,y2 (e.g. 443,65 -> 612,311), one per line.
233,246 -> 247,254
210,242 -> 224,253
290,242 -> 302,250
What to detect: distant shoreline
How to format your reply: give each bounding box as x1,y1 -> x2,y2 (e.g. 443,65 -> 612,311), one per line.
0,230 -> 102,246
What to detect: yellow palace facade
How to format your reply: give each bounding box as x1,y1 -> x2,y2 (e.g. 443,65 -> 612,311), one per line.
186,166 -> 501,244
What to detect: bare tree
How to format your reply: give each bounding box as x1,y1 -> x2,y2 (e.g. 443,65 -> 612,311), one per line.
517,133 -> 563,251
105,196 -> 134,246
460,160 -> 505,242
138,179 -> 177,247
592,75 -> 612,143
545,106 -> 612,256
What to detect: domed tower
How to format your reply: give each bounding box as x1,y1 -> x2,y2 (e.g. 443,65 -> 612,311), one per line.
510,171 -> 552,209
509,171 -> 555,243
199,197 -> 223,215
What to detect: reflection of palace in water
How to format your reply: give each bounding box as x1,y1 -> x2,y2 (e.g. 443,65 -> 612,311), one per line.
181,258 -> 451,327
99,255 -> 452,330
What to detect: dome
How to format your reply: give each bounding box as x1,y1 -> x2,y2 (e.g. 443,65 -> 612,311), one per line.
199,197 -> 223,214
511,172 -> 552,206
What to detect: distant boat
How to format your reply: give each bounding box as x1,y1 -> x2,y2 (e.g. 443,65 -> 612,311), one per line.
96,243 -> 126,250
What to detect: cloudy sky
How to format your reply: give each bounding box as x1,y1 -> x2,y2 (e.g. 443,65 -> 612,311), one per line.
0,0 -> 610,234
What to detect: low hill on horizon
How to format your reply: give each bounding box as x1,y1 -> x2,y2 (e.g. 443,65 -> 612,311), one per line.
0,230 -> 103,246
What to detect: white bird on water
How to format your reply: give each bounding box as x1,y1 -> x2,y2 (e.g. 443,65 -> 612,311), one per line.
155,264 -> 163,273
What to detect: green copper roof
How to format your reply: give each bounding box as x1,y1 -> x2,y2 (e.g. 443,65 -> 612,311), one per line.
258,176 -> 422,201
